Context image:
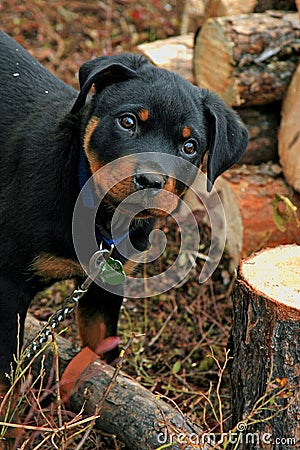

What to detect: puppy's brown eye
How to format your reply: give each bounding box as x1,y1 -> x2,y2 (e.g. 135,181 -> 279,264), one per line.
118,115 -> 136,131
182,139 -> 197,156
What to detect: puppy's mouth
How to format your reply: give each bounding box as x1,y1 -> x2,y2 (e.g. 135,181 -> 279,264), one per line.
101,176 -> 181,218
92,165 -> 184,218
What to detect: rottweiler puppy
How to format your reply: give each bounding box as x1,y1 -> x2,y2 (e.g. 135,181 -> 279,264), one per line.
0,30 -> 248,401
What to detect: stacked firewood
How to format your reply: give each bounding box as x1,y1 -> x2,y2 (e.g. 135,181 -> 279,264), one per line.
138,0 -> 300,258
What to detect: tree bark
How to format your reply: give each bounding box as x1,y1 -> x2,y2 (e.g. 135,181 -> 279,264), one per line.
194,11 -> 300,107
71,361 -> 207,450
230,244 -> 300,449
24,315 -> 207,450
223,165 -> 300,257
278,63 -> 300,192
236,103 -> 281,164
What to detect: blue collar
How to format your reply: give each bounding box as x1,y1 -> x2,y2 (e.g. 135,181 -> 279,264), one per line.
96,224 -> 130,248
78,149 -> 130,248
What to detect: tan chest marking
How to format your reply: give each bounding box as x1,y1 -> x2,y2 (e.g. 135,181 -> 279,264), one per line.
31,253 -> 85,282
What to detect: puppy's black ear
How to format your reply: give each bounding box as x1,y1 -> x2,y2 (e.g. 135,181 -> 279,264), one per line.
203,91 -> 248,191
71,55 -> 140,114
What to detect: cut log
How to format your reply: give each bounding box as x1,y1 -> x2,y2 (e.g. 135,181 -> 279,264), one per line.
137,33 -> 195,83
278,63 -> 300,192
223,165 -> 300,256
180,0 -> 296,33
183,175 -> 243,273
236,103 -> 281,164
194,11 -> 300,107
204,0 -> 257,19
254,0 -> 297,11
230,244 -> 300,449
24,315 -> 206,450
180,0 -> 207,34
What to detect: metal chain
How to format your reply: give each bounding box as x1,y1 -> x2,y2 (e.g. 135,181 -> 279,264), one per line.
24,248 -> 112,359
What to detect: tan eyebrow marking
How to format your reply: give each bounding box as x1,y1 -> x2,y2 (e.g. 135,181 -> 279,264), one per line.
137,108 -> 149,121
182,126 -> 191,139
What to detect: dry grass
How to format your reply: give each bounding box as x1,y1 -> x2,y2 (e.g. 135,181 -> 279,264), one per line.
0,218 -> 237,449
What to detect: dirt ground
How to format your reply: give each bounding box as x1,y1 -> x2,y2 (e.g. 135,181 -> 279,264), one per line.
0,0 -> 183,86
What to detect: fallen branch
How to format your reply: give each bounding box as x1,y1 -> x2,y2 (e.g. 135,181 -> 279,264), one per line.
24,315 -> 209,450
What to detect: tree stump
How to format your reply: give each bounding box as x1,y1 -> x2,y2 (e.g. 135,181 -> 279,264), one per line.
278,63 -> 300,193
194,11 -> 300,107
230,245 -> 300,449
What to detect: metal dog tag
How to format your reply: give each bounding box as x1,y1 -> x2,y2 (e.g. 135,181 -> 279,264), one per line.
101,257 -> 126,285
89,250 -> 109,275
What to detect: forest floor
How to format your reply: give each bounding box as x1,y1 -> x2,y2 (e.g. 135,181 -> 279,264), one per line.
0,2 -> 235,448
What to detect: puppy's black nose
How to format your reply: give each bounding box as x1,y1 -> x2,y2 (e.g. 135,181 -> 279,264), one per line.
133,172 -> 166,192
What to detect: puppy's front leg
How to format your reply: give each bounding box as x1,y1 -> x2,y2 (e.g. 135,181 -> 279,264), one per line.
0,277 -> 31,392
0,277 -> 31,446
60,283 -> 123,405
77,283 -> 123,362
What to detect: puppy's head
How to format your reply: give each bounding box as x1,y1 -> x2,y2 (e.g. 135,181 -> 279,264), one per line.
71,54 -> 248,217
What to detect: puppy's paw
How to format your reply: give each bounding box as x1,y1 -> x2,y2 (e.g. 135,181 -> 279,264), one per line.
60,346 -> 99,408
60,333 -> 119,408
